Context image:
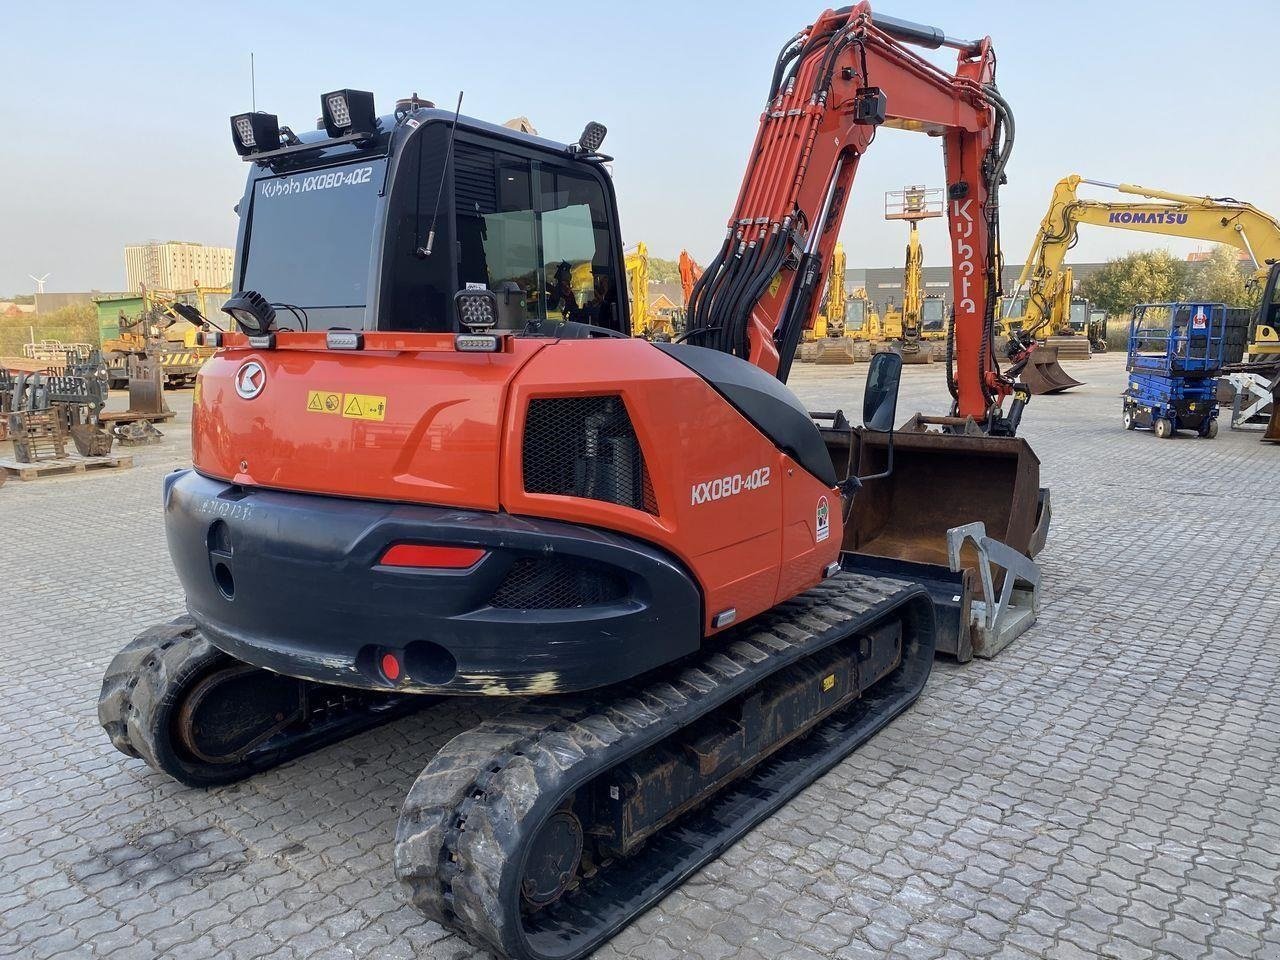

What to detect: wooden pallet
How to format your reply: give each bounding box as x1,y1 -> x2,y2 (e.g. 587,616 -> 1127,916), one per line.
0,453 -> 134,481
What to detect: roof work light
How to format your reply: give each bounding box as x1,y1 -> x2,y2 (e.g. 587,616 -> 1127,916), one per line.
230,112 -> 280,157
321,89 -> 377,138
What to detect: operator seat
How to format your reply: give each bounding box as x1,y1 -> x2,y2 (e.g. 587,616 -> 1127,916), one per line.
654,343 -> 837,487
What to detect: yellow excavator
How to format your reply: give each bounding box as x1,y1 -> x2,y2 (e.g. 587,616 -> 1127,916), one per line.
624,242 -> 675,340
1010,175 -> 1280,359
813,242 -> 862,363
882,186 -> 942,364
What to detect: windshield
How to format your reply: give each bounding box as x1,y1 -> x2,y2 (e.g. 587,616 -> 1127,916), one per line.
1070,300 -> 1089,330
241,157 -> 387,329
847,299 -> 866,330
921,298 -> 945,329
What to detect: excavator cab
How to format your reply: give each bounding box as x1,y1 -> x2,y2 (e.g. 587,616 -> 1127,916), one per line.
227,105 -> 630,338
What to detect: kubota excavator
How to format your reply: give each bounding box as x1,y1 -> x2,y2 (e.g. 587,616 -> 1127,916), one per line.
98,8 -> 1046,959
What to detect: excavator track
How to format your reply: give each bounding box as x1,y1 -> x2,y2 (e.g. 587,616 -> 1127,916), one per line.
98,616 -> 430,787
395,572 -> 935,960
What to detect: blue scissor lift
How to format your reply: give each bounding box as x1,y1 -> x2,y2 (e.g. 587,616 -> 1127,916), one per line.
1123,302 -> 1226,439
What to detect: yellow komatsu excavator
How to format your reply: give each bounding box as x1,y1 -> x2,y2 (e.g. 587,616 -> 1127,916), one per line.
1010,175 -> 1280,359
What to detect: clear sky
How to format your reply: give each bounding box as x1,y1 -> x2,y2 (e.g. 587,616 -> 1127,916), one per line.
2,0 -> 1276,295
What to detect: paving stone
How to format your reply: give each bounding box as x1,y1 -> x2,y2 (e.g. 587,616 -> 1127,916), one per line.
3,360 -> 1278,960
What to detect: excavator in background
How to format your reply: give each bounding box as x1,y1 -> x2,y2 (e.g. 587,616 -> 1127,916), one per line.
812,242 -> 862,363
99,9 -> 1048,959
881,185 -> 943,363
624,242 -> 676,340
678,248 -> 703,311
1008,174 -> 1280,394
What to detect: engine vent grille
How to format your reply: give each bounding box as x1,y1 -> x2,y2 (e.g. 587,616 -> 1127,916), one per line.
522,396 -> 658,513
489,557 -> 628,609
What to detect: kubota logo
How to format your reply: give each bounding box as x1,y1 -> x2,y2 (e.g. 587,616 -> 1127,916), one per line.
235,360 -> 266,399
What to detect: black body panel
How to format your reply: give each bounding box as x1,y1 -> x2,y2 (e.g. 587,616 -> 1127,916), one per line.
163,470 -> 702,695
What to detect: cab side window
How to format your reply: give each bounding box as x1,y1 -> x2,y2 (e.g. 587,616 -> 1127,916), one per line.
454,142 -> 623,331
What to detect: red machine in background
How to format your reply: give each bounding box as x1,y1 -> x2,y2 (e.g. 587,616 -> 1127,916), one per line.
99,7 -> 1047,959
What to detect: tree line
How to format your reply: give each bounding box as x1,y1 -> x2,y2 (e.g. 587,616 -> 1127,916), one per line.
1080,245 -> 1257,317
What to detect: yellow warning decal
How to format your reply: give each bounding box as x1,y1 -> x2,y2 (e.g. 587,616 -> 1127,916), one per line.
306,390 -> 343,415
342,393 -> 387,421
767,272 -> 782,298
821,673 -> 836,693
192,379 -> 202,406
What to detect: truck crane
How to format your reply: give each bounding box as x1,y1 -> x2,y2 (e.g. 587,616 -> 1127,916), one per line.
1009,174 -> 1280,358
98,8 -> 1045,959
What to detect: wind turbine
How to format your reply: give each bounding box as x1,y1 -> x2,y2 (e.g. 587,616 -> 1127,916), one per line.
29,273 -> 50,295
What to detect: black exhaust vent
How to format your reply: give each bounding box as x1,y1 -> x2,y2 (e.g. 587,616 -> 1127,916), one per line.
489,557 -> 628,609
523,396 -> 658,513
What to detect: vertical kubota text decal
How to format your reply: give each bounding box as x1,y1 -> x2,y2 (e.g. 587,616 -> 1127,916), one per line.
952,197 -> 977,318
816,496 -> 830,542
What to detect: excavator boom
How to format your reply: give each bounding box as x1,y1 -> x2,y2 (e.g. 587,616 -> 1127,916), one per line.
685,3 -> 1016,422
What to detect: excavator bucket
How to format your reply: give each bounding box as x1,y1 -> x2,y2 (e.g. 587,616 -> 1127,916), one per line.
1012,344 -> 1084,394
822,426 -> 1050,661
1265,400 -> 1280,443
899,342 -> 935,365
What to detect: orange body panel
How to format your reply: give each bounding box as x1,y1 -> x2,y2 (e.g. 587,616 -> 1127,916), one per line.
192,333 -> 841,635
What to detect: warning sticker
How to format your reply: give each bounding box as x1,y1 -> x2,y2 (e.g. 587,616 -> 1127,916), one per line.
816,495 -> 830,542
821,673 -> 836,693
306,390 -> 343,415
342,393 -> 387,421
767,273 -> 782,298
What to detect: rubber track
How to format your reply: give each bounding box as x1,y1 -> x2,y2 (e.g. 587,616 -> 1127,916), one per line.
99,616 -> 429,787
394,571 -> 935,960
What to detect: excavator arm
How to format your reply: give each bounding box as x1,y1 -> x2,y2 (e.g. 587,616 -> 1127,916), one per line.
685,4 -> 1015,422
1012,174 -> 1280,337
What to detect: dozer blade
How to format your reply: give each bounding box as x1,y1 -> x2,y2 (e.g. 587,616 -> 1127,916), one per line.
814,337 -> 862,364
1013,344 -> 1083,395
822,426 -> 1049,661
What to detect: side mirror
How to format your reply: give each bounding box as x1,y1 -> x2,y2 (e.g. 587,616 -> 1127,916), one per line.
863,352 -> 902,432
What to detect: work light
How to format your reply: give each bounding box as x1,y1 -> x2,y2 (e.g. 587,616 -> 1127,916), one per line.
573,121 -> 608,155
320,89 -> 377,138
455,289 -> 497,332
221,290 -> 277,336
230,112 -> 280,157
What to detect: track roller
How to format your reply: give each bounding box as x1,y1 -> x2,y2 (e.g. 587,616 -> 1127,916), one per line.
98,616 -> 431,787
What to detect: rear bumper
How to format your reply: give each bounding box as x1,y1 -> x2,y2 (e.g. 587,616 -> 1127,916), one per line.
164,470 -> 702,695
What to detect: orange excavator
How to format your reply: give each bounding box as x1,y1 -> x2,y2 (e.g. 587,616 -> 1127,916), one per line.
678,248 -> 703,310
99,8 -> 1045,959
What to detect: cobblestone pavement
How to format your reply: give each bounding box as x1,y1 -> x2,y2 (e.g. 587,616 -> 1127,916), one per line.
2,355 -> 1277,960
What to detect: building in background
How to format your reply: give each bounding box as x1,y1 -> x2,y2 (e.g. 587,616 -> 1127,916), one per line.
124,241 -> 233,292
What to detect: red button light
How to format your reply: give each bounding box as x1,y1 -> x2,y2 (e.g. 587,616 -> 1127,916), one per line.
380,652 -> 402,682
